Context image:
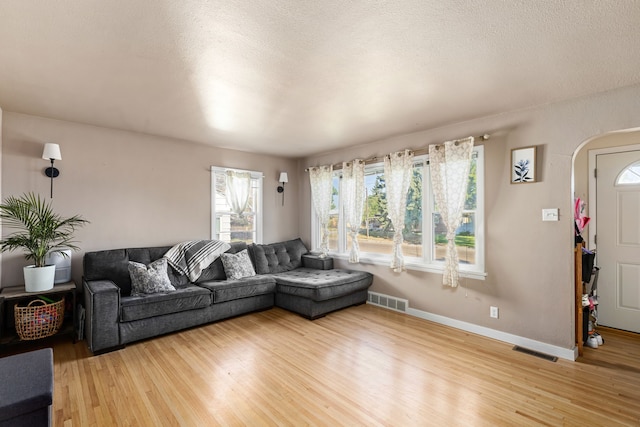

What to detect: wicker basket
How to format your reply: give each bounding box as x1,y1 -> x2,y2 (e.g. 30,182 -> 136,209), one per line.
14,297 -> 65,340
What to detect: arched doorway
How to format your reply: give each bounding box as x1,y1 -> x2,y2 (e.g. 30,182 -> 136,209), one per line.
573,129 -> 640,347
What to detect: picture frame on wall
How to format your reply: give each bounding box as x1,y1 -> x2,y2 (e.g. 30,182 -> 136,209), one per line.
511,146 -> 537,184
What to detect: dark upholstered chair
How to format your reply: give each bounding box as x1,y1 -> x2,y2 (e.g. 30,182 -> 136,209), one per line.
0,348 -> 53,427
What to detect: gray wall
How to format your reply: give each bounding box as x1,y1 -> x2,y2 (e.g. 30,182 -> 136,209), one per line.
1,112 -> 300,287
299,84 -> 640,350
3,83 -> 640,351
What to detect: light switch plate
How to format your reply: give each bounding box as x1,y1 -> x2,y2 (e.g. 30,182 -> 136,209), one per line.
542,208 -> 559,221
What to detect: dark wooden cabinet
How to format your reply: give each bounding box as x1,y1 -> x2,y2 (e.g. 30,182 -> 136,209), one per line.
0,281 -> 77,349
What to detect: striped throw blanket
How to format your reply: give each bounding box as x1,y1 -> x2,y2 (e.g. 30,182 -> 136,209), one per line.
164,240 -> 231,282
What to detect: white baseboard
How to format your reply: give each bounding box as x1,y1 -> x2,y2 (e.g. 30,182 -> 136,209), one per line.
402,307 -> 577,361
365,295 -> 577,360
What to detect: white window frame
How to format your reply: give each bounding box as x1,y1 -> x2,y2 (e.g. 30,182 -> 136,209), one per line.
211,166 -> 263,244
311,146 -> 485,279
616,160 -> 640,185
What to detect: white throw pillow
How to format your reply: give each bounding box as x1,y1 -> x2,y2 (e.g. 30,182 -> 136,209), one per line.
128,258 -> 176,295
220,249 -> 256,280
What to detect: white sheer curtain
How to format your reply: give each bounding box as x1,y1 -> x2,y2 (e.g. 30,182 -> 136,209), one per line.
309,165 -> 333,256
384,149 -> 414,272
342,160 -> 365,263
225,170 -> 251,216
429,137 -> 474,287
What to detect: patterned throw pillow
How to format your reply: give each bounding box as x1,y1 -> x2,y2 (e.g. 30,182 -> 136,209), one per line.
220,249 -> 256,280
128,258 -> 176,295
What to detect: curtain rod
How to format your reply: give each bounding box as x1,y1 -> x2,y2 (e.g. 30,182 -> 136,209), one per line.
305,133 -> 490,172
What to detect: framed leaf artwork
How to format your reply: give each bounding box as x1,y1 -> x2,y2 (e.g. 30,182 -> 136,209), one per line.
511,146 -> 536,184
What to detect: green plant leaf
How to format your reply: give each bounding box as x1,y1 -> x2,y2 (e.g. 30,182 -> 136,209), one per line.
0,192 -> 88,267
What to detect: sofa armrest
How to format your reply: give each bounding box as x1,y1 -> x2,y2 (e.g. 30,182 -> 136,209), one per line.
83,279 -> 121,354
302,254 -> 334,270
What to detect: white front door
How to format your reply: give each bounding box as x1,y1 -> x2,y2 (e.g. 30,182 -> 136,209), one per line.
596,150 -> 640,332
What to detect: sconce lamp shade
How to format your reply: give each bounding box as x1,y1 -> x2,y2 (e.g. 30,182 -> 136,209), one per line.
42,143 -> 62,160
43,143 -> 62,198
277,172 -> 288,206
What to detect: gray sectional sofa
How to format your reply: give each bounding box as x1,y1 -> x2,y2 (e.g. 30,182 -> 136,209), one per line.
83,238 -> 373,354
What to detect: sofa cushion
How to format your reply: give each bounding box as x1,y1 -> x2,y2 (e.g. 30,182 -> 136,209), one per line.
128,259 -> 176,295
128,246 -> 190,288
196,242 -> 248,283
273,268 -> 373,302
84,249 -> 132,295
221,249 -> 256,280
196,275 -> 277,303
128,246 -> 172,264
120,285 -> 212,322
249,238 -> 308,274
84,246 -> 191,297
164,240 -> 231,282
0,348 -> 53,424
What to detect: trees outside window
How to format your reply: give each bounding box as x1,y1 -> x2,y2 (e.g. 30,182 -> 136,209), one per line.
313,146 -> 485,277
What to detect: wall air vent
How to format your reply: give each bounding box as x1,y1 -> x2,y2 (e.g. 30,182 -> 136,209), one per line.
367,292 -> 408,313
513,346 -> 558,362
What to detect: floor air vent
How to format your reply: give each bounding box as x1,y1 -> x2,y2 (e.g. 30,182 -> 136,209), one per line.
368,292 -> 408,313
513,346 -> 558,362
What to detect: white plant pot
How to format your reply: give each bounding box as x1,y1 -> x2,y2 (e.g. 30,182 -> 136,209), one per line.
23,265 -> 56,292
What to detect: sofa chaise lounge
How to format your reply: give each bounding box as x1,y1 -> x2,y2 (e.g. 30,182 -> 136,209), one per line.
83,238 -> 373,354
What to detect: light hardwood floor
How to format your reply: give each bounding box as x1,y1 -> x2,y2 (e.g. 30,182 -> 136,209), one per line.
47,305 -> 640,426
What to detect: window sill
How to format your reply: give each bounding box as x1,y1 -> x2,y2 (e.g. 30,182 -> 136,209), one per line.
329,252 -> 487,281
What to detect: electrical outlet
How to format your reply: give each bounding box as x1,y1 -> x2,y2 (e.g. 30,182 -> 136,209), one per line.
490,306 -> 499,319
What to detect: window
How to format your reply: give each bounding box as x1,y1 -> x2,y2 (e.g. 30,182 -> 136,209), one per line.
211,166 -> 263,244
328,175 -> 340,252
616,161 -> 640,185
312,146 -> 485,278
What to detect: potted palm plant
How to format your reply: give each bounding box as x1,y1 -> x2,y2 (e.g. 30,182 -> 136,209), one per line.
0,192 -> 88,292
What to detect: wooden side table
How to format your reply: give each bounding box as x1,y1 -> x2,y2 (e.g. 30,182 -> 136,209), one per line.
0,281 -> 77,348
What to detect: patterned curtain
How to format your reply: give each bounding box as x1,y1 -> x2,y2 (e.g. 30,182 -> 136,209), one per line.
225,170 -> 251,216
384,149 -> 414,272
309,165 -> 333,256
342,160 -> 365,263
429,137 -> 474,287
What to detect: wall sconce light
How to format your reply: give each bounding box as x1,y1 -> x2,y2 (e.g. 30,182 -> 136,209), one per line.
42,143 -> 62,198
277,172 -> 288,206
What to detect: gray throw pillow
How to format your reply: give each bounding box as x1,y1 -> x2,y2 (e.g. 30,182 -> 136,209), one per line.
128,258 -> 176,295
220,249 -> 256,280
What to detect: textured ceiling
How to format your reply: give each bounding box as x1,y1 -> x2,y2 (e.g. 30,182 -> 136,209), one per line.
1,1 -> 640,157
